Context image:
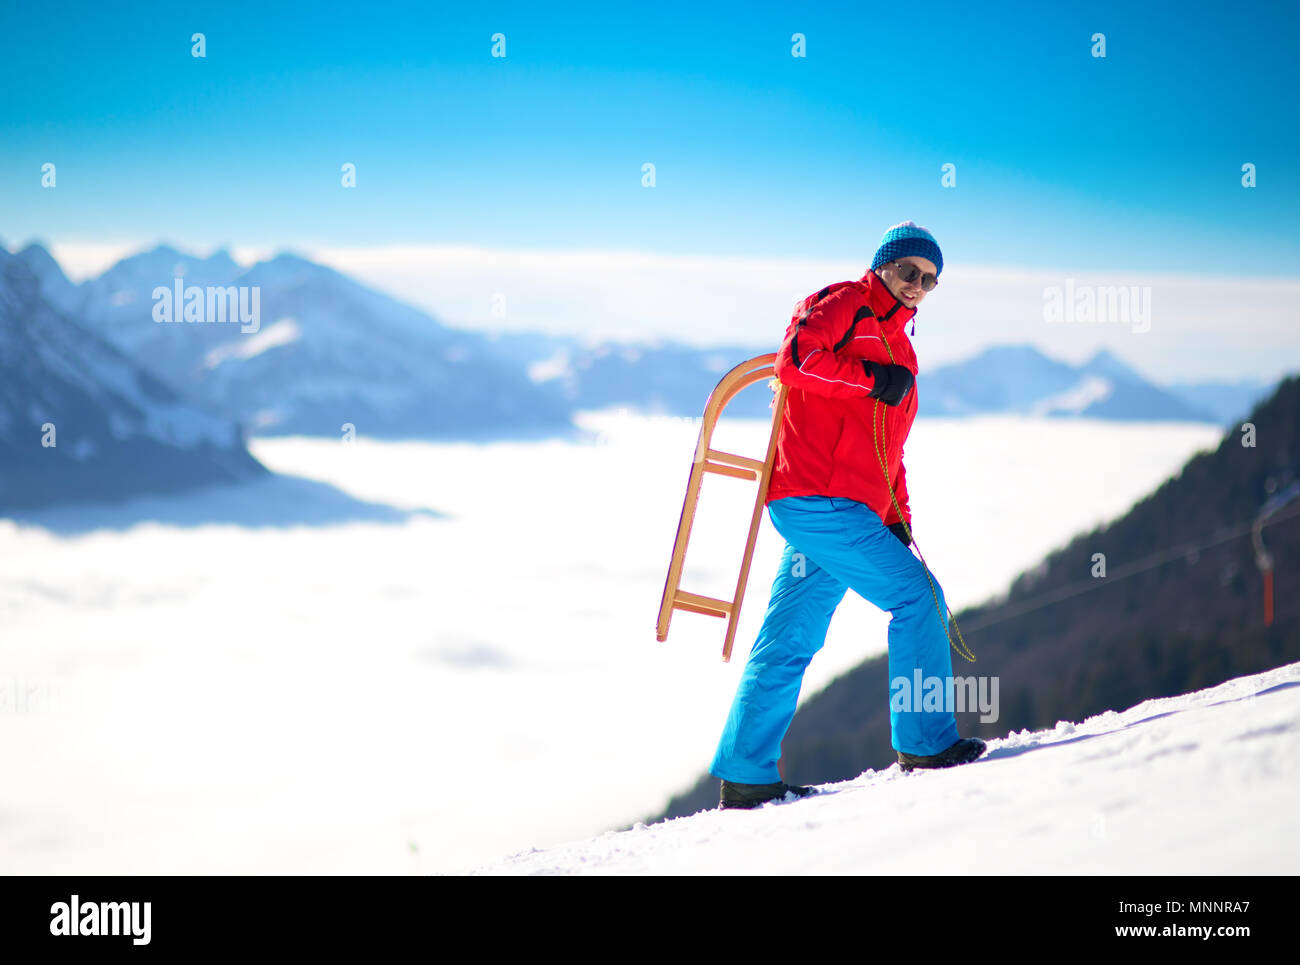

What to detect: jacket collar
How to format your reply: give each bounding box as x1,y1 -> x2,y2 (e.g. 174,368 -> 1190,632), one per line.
859,268 -> 917,331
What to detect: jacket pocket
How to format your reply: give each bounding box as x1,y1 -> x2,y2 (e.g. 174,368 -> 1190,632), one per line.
829,410 -> 859,487
816,413 -> 847,491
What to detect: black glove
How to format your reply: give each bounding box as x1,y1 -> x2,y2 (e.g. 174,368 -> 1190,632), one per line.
862,361 -> 915,406
888,522 -> 912,547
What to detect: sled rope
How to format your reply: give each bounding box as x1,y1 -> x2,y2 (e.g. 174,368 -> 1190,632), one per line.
872,335 -> 977,664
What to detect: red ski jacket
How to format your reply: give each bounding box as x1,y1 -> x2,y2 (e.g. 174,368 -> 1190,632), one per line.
765,268 -> 920,527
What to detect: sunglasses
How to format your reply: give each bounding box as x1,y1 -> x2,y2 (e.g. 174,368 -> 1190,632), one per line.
888,261 -> 939,292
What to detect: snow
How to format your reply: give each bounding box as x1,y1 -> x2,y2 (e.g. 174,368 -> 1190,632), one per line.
1031,375 -> 1113,415
526,350 -> 573,384
464,662 -> 1300,875
203,317 -> 302,368
0,411 -> 1232,874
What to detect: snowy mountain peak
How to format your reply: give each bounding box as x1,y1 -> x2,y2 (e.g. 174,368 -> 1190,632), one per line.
1081,347 -> 1144,384
13,241 -> 80,312
16,240 -> 66,280
0,247 -> 267,508
923,343 -> 1219,421
28,243 -> 574,440
236,252 -> 354,294
207,246 -> 239,266
100,243 -> 243,288
253,251 -> 331,276
126,242 -> 190,273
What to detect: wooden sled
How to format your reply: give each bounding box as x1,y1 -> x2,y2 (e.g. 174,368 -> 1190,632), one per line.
656,354 -> 790,661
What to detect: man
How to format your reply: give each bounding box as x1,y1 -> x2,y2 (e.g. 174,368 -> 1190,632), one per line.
711,221 -> 986,810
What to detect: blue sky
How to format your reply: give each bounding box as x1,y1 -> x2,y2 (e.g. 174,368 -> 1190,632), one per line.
2,0 -> 1298,378
5,0 -> 1298,264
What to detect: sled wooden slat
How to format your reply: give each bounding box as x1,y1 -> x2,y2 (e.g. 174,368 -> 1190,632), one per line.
656,353 -> 790,661
673,591 -> 732,618
707,452 -> 764,481
705,449 -> 766,474
702,461 -> 758,482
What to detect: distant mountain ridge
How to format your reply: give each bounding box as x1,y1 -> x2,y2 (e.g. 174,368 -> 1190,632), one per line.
0,247 -> 267,510
18,242 -> 576,441
509,336 -> 1266,425
10,242 -> 1270,434
922,344 -> 1229,423
516,338 -> 783,419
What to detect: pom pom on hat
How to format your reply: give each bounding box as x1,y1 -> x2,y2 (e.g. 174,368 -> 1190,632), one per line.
870,221 -> 943,276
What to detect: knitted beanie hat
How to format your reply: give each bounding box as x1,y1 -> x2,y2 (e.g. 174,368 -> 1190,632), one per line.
870,221 -> 943,276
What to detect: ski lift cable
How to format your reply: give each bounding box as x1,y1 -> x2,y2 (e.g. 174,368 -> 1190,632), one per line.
958,499 -> 1300,634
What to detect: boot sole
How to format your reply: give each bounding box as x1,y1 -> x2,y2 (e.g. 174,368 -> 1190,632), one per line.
897,743 -> 987,772
719,787 -> 820,810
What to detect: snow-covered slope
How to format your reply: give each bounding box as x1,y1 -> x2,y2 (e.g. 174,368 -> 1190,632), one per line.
464,661 -> 1300,874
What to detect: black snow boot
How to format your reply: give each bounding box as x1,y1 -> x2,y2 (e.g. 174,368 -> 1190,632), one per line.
719,780 -> 816,810
896,737 -> 987,773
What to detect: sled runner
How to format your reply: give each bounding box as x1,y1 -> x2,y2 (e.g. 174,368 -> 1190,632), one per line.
656,354 -> 788,661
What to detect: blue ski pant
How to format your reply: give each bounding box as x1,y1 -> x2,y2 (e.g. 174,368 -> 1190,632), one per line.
710,495 -> 960,784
